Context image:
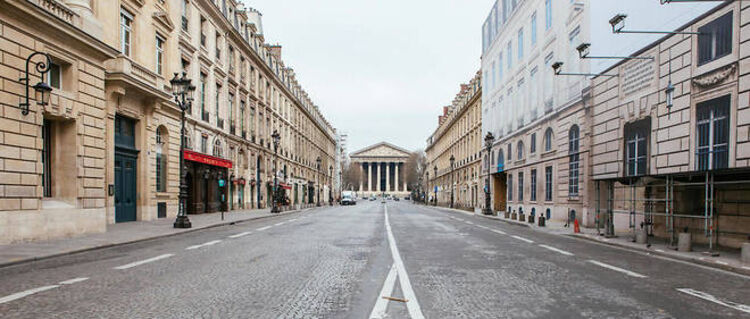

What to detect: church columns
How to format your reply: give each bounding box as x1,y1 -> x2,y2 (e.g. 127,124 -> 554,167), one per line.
385,162 -> 391,192
367,162 -> 372,192
394,163 -> 399,192
376,162 -> 381,192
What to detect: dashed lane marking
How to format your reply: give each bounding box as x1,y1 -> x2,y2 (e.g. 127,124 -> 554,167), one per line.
274,222 -> 285,226
185,240 -> 222,250
677,288 -> 750,314
511,235 -> 534,243
113,254 -> 175,270
539,244 -> 574,256
714,260 -> 729,266
465,221 -> 474,225
490,229 -> 507,235
369,263 -> 398,319
587,260 -> 647,278
58,277 -> 89,285
0,285 -> 59,304
228,231 -> 252,238
256,226 -> 272,231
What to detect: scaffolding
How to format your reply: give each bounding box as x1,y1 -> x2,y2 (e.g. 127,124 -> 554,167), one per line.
595,171 -> 750,252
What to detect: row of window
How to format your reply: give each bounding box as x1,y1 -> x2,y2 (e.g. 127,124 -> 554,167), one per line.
483,0 -> 553,53
507,166 -> 554,203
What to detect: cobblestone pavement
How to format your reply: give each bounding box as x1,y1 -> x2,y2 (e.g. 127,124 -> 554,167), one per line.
0,201 -> 748,318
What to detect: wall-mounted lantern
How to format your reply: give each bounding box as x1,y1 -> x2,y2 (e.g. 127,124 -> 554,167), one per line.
19,52 -> 53,115
665,80 -> 675,112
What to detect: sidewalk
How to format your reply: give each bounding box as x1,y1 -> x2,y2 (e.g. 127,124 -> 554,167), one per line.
0,206 -> 311,268
432,205 -> 750,276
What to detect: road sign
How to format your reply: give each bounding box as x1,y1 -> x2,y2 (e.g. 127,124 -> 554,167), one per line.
218,179 -> 225,187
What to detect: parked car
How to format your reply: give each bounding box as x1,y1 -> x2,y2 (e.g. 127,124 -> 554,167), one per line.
393,197 -> 400,201
341,191 -> 356,205
404,196 -> 410,200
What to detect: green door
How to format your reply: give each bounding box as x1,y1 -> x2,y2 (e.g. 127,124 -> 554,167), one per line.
114,115 -> 138,222
114,153 -> 137,222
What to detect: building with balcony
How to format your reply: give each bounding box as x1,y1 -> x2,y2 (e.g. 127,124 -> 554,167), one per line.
426,72 -> 482,210
0,0 -> 336,243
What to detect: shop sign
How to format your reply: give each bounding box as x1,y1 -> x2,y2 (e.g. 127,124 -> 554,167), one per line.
183,150 -> 233,168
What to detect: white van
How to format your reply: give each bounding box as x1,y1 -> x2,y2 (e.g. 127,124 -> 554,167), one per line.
341,191 -> 356,205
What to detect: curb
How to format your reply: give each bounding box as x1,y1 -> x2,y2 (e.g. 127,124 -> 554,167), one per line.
0,207 -> 313,269
475,213 -> 531,228
569,233 -> 750,276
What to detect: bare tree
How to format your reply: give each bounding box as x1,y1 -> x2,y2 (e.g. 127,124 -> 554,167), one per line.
341,162 -> 361,191
403,149 -> 426,191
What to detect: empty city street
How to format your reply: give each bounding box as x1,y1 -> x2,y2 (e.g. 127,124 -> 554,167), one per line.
0,202 -> 747,318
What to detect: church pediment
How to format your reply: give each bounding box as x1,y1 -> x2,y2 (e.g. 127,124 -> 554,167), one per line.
351,142 -> 410,159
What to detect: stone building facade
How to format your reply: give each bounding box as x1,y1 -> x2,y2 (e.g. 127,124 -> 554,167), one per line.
426,72 -> 483,210
590,1 -> 750,249
480,0 -> 595,224
0,0 -> 336,243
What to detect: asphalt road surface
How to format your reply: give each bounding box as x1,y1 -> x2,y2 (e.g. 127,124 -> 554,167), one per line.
0,201 -> 748,318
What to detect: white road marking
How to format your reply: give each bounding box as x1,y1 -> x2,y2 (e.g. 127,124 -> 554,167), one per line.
228,231 -> 252,238
511,235 -> 534,243
256,226 -> 272,231
369,263 -> 399,319
490,229 -> 507,235
289,218 -> 298,222
655,249 -> 665,253
0,285 -> 59,304
274,222 -> 285,226
742,266 -> 750,271
185,240 -> 222,250
677,288 -> 750,314
58,277 -> 89,285
113,254 -> 174,270
382,205 -> 425,319
465,221 -> 474,225
587,260 -> 647,278
714,260 -> 729,266
539,244 -> 574,256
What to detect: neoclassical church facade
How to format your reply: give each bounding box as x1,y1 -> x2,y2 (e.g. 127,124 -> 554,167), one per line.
350,142 -> 411,197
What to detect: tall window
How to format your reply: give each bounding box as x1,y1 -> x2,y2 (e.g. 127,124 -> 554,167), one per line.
507,143 -> 512,162
201,135 -> 208,153
625,119 -> 650,176
215,84 -> 221,123
545,0 -> 552,30
530,169 -> 537,201
696,95 -> 730,170
498,52 -> 504,81
530,132 -> 537,153
508,174 -> 513,201
517,28 -> 524,60
240,100 -> 245,134
155,127 -> 167,192
507,42 -> 512,69
698,11 -> 732,66
213,138 -> 223,158
531,12 -> 537,46
215,33 -> 222,62
47,62 -> 61,89
517,141 -> 524,160
491,62 -> 496,88
120,9 -> 133,56
544,127 -> 553,151
568,125 -> 580,196
200,73 -> 206,118
228,93 -> 234,128
155,35 -> 165,75
545,166 -> 552,201
42,120 -> 52,197
497,149 -> 505,171
181,0 -> 188,31
518,171 -> 524,201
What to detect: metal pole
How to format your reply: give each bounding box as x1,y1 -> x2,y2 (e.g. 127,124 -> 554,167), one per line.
174,99 -> 191,228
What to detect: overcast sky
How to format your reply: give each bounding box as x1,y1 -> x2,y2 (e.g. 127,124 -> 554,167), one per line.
244,0 -> 489,154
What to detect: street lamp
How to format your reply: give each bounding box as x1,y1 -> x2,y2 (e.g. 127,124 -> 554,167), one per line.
609,13 -> 700,35
425,171 -> 429,205
19,52 -> 53,116
449,155 -> 455,209
271,130 -> 281,213
329,165 -> 333,206
483,132 -> 494,215
552,61 -> 618,78
433,165 -> 438,206
316,156 -> 322,207
575,43 -> 653,61
171,72 -> 196,228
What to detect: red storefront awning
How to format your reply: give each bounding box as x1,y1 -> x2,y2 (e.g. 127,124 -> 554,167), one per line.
279,183 -> 292,190
183,150 -> 232,168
